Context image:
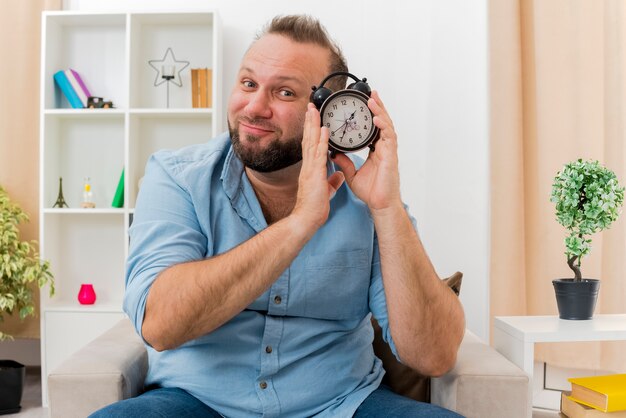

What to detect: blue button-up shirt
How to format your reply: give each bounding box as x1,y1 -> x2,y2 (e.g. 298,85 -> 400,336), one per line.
124,133 -> 404,418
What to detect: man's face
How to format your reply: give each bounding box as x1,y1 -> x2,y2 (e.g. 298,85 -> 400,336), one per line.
227,34 -> 330,172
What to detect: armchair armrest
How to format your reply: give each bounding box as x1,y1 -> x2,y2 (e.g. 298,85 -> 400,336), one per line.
48,318 -> 148,418
431,330 -> 530,418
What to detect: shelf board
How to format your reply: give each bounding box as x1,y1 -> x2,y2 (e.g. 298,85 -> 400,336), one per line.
130,108 -> 213,118
44,108 -> 125,118
43,208 -> 126,215
43,11 -> 127,26
43,301 -> 124,314
131,11 -> 215,26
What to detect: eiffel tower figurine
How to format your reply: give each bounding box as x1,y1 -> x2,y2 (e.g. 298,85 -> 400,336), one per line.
53,177 -> 69,208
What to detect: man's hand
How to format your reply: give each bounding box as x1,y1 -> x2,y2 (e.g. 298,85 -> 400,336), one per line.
330,91 -> 401,212
291,103 -> 345,231
330,91 -> 465,374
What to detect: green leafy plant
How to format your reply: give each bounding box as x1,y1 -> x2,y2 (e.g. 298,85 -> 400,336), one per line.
551,159 -> 625,281
0,186 -> 54,340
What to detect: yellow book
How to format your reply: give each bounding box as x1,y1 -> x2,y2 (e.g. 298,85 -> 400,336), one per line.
568,374 -> 626,413
562,392 -> 626,418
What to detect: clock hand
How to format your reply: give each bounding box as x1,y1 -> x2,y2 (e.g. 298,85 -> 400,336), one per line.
340,123 -> 348,140
336,111 -> 355,135
341,111 -> 357,136
332,121 -> 347,134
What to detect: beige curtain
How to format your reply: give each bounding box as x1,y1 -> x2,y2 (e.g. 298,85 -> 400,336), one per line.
0,0 -> 61,339
490,0 -> 626,372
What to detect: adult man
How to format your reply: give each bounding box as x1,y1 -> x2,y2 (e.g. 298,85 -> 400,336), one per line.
92,15 -> 465,418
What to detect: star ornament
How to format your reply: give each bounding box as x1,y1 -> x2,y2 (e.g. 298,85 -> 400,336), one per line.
148,47 -> 190,87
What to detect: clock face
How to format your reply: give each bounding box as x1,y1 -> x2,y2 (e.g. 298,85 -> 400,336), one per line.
319,90 -> 379,152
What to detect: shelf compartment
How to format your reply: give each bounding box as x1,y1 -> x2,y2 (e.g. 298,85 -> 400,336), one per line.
42,113 -> 125,209
41,212 -> 126,308
42,12 -> 127,110
129,12 -> 215,109
128,113 -> 213,208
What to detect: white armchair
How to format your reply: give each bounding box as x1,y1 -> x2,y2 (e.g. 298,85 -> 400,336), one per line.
48,318 -> 530,418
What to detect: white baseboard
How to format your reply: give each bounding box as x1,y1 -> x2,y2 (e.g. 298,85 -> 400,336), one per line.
0,339 -> 41,366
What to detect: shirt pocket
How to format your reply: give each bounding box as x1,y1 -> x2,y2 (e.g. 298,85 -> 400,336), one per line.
301,249 -> 371,321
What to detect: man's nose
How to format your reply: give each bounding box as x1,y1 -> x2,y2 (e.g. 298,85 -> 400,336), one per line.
245,91 -> 272,119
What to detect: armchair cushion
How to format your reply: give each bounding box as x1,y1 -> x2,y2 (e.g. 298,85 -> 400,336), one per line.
431,330 -> 530,418
47,318 -> 147,418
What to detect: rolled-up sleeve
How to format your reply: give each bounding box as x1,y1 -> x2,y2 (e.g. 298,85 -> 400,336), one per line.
124,152 -> 208,340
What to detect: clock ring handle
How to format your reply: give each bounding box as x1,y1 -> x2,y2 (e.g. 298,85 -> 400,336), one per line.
315,71 -> 364,89
310,71 -> 373,109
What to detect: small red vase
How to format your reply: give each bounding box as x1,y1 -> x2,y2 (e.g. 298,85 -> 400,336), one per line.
78,284 -> 96,305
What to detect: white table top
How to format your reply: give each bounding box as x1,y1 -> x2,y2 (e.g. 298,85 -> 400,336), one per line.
494,314 -> 626,343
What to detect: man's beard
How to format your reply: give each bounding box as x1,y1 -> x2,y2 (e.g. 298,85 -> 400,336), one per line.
228,119 -> 303,173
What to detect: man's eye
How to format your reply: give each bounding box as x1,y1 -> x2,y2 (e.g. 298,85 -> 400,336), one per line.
243,80 -> 256,88
279,90 -> 294,97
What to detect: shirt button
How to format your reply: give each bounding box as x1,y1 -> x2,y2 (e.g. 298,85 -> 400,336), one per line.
259,381 -> 268,390
274,295 -> 282,305
265,346 -> 273,354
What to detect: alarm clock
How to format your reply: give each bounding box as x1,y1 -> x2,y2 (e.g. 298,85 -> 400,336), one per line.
310,71 -> 379,153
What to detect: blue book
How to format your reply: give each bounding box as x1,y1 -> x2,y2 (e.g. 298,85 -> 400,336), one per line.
53,70 -> 84,109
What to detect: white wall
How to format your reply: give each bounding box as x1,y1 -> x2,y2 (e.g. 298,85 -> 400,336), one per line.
66,0 -> 490,340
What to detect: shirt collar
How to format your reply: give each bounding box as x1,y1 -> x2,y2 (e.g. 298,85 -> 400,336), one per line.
219,137 -> 267,232
220,139 -> 244,202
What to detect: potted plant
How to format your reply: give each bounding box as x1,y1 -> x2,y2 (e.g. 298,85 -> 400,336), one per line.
0,186 -> 54,414
550,159 -> 624,320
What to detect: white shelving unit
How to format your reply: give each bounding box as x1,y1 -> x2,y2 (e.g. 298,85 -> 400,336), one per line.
39,10 -> 222,405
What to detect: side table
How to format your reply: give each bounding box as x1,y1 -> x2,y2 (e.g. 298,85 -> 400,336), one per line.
493,314 -> 626,417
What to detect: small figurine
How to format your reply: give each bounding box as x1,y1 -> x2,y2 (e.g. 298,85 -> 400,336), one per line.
81,177 -> 95,208
87,96 -> 114,109
53,177 -> 69,208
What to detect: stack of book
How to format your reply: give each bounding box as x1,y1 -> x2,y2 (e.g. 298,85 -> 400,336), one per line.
53,68 -> 91,109
561,374 -> 626,417
191,68 -> 212,108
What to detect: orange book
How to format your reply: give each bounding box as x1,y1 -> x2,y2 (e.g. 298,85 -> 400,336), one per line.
568,374 -> 626,412
198,69 -> 207,107
191,68 -> 212,108
562,392 -> 626,418
191,69 -> 199,108
204,69 -> 212,108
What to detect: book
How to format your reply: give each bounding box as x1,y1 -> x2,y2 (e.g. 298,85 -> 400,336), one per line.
568,374 -> 626,412
64,68 -> 91,108
191,69 -> 199,108
111,169 -> 124,208
53,70 -> 83,109
191,68 -> 212,108
562,391 -> 626,418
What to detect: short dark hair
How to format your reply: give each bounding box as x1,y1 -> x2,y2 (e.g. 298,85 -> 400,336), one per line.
257,15 -> 348,92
